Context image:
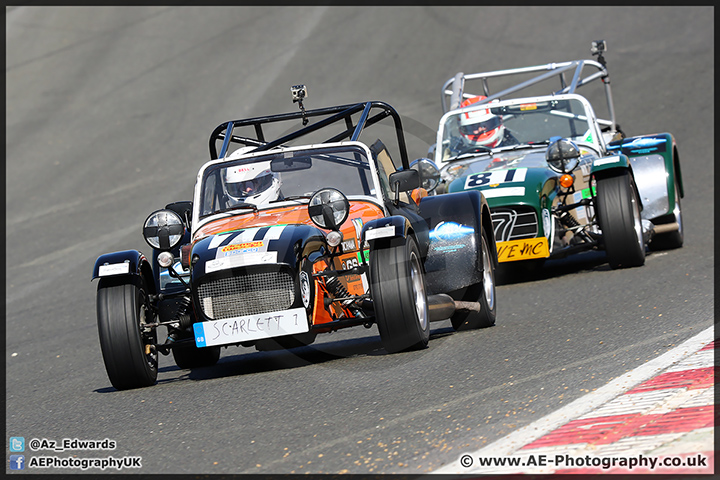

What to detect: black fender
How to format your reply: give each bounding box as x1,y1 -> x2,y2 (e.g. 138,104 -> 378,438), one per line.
418,190 -> 494,295
360,216 -> 414,249
91,250 -> 156,295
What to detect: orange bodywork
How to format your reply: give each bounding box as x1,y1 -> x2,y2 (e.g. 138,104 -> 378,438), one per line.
193,200 -> 384,327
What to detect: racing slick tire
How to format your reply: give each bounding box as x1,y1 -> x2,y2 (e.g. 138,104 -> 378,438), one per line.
172,341 -> 221,369
96,277 -> 158,390
450,228 -> 497,331
370,236 -> 429,353
649,176 -> 684,250
595,170 -> 646,269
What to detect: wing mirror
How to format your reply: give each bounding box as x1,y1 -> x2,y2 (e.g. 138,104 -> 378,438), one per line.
410,158 -> 441,192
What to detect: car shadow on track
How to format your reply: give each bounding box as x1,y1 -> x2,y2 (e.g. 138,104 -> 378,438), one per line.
496,250 -> 612,285
126,327 -> 456,386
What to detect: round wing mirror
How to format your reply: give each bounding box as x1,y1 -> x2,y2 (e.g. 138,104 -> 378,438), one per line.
546,138 -> 581,173
410,158 -> 441,192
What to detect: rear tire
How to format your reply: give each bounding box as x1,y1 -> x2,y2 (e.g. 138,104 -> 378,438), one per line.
97,277 -> 158,390
370,236 -> 429,353
451,228 -> 497,330
595,171 -> 646,269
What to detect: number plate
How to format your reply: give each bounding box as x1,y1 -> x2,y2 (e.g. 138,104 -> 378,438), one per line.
496,237 -> 549,262
193,307 -> 309,347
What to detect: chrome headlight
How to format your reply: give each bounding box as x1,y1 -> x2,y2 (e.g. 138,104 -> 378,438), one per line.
143,209 -> 185,250
308,188 -> 350,231
546,138 -> 581,173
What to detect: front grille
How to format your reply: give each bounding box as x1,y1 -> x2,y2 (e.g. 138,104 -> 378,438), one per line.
491,207 -> 538,242
197,269 -> 295,320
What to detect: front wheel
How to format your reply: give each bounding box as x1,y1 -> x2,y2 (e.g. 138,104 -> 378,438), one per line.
451,228 -> 497,331
595,171 -> 646,269
97,277 -> 158,390
370,236 -> 429,353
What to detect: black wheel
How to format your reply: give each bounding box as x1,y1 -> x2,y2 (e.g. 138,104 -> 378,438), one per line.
369,236 -> 429,353
172,337 -> 221,369
595,171 -> 646,269
650,176 -> 683,250
97,277 -> 158,390
451,227 -> 497,331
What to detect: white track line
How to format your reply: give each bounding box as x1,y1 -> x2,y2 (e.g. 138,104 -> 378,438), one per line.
433,324 -> 715,474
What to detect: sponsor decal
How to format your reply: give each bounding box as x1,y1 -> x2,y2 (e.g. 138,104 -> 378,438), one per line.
221,241 -> 264,253
429,221 -> 475,242
300,271 -> 311,308
341,238 -> 356,252
351,218 -> 364,239
365,225 -> 395,241
497,237 -> 549,262
98,263 -> 130,276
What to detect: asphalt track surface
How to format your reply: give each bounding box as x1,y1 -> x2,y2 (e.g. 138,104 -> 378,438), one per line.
5,6 -> 714,475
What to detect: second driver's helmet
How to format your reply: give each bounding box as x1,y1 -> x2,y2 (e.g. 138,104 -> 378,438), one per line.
458,96 -> 505,148
224,160 -> 281,206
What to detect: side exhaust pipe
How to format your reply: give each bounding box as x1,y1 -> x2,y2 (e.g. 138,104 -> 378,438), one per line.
427,294 -> 482,322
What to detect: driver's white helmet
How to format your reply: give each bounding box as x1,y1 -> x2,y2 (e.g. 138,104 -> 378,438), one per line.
458,96 -> 505,148
223,160 -> 281,206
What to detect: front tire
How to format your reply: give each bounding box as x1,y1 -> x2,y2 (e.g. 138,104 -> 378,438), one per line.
370,236 -> 429,353
451,228 -> 497,330
97,277 -> 158,390
595,171 -> 646,269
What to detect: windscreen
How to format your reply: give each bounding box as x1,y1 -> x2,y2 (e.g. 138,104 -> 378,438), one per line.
199,145 -> 376,218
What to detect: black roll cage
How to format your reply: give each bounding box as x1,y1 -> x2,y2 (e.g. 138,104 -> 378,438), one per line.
208,101 -> 411,169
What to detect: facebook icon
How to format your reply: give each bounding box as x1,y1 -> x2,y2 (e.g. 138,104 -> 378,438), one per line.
10,454 -> 25,470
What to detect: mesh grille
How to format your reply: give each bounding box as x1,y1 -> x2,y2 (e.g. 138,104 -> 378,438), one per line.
491,207 -> 539,242
197,270 -> 295,320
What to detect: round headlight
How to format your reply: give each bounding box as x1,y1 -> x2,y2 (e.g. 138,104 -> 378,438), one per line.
143,209 -> 186,250
307,188 -> 350,231
546,138 -> 581,173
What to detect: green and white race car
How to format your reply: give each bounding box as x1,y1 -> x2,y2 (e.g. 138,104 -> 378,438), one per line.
431,41 -> 683,271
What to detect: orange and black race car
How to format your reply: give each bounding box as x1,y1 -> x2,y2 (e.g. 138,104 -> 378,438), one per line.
92,91 -> 498,390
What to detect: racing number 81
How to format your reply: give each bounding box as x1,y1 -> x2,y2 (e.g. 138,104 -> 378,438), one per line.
466,169 -> 520,188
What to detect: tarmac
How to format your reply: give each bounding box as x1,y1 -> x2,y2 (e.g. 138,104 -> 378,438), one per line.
433,325 -> 715,475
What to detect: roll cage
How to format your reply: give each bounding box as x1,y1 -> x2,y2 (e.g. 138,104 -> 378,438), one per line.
440,41 -> 618,137
208,100 -> 411,169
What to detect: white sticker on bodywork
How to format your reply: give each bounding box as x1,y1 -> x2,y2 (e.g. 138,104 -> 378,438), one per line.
594,156 -> 621,166
365,225 -> 396,241
98,263 -> 130,276
205,251 -> 278,273
480,187 -> 526,198
464,168 -> 527,189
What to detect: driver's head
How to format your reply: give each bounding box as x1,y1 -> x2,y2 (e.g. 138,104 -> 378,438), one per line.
224,161 -> 280,206
458,96 -> 505,148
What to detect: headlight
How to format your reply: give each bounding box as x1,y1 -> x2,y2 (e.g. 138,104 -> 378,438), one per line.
308,188 -> 350,231
546,138 -> 581,173
143,209 -> 185,250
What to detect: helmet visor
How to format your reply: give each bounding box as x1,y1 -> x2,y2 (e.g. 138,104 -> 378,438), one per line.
459,115 -> 502,136
227,173 -> 273,198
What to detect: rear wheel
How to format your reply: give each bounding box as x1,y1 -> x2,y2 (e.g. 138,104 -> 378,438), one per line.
595,171 -> 645,269
451,228 -> 497,330
650,176 -> 683,250
370,236 -> 429,353
97,277 -> 158,390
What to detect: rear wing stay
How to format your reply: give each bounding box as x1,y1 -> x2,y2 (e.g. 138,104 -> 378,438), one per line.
208,101 -> 411,169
